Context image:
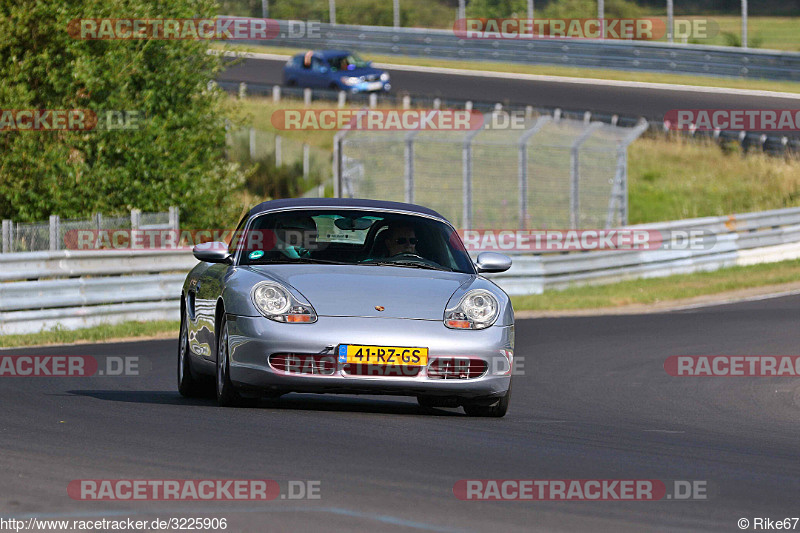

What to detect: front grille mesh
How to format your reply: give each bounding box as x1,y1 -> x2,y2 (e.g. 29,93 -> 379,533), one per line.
269,354 -> 336,375
427,358 -> 488,379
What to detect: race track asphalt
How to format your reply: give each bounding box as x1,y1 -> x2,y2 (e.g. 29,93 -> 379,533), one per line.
218,56 -> 800,122
2,294 -> 800,532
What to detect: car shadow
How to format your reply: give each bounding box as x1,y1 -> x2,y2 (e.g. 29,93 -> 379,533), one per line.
65,390 -> 465,416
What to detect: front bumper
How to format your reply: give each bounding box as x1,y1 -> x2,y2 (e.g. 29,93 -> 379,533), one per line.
227,315 -> 513,399
345,80 -> 390,93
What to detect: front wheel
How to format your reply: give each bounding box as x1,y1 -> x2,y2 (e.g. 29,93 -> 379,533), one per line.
177,309 -> 201,397
462,382 -> 511,418
216,315 -> 251,407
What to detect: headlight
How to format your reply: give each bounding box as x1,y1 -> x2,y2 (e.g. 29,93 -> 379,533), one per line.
341,76 -> 362,86
444,289 -> 499,330
251,282 -> 317,323
380,72 -> 390,81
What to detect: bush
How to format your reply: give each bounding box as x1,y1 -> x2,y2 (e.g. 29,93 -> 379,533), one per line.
0,0 -> 247,227
244,153 -> 324,200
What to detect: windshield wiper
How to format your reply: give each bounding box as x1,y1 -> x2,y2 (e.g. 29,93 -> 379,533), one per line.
365,260 -> 451,272
248,258 -> 347,266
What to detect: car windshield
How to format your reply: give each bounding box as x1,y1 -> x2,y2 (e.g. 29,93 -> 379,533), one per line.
328,53 -> 368,71
236,209 -> 474,274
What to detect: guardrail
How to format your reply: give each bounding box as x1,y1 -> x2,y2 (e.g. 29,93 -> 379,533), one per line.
4,206 -> 800,334
257,20 -> 800,81
492,206 -> 800,294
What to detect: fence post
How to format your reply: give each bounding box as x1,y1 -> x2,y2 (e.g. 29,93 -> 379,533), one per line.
402,95 -> 411,110
433,98 -> 441,110
2,219 -> 10,253
462,127 -> 483,229
518,116 -> 552,230
369,93 -> 377,109
404,131 -> 418,203
94,212 -> 102,231
570,122 -> 603,228
249,128 -> 256,159
303,143 -> 310,178
238,82 -> 247,99
272,85 -> 281,103
49,214 -> 60,251
606,120 -> 648,228
169,207 -> 180,231
304,88 -> 312,106
333,131 -> 345,198
275,135 -> 282,166
131,208 -> 141,230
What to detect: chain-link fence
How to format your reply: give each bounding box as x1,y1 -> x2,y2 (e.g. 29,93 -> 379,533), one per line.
335,113 -> 648,229
1,208 -> 178,253
228,127 -> 333,195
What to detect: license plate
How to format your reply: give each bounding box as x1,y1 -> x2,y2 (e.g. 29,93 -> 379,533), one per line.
367,81 -> 383,91
338,344 -> 428,366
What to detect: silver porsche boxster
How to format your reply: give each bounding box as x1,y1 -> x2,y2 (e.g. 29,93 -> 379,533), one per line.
178,198 -> 515,416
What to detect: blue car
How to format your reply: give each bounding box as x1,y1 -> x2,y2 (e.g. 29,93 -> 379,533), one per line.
283,50 -> 391,93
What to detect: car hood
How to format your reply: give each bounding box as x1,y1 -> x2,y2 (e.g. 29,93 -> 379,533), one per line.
245,264 -> 471,320
338,66 -> 384,78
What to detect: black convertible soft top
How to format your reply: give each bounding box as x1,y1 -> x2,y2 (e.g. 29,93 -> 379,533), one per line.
249,198 -> 447,221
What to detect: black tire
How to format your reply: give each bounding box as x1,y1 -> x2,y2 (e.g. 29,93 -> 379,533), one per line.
216,314 -> 251,407
177,306 -> 201,397
463,381 -> 512,418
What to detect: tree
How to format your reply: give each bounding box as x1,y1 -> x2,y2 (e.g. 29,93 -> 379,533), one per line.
0,0 -> 245,227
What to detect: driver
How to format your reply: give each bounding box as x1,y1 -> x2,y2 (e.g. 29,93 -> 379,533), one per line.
383,225 -> 418,257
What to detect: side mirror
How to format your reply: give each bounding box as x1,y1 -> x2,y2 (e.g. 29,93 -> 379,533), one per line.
475,252 -> 512,273
193,241 -> 232,264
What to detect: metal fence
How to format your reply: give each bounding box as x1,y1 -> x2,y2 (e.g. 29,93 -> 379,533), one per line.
334,112 -> 648,229
5,205 -> 800,333
227,126 -> 332,184
244,19 -> 800,81
1,208 -> 178,254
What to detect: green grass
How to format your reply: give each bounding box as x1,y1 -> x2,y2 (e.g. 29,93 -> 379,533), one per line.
653,16 -> 800,51
213,39 -> 800,95
628,135 -> 800,223
0,320 -> 179,349
512,258 -> 800,311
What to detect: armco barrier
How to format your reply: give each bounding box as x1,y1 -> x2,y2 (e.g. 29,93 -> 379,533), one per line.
255,20 -> 800,81
4,206 -> 800,334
